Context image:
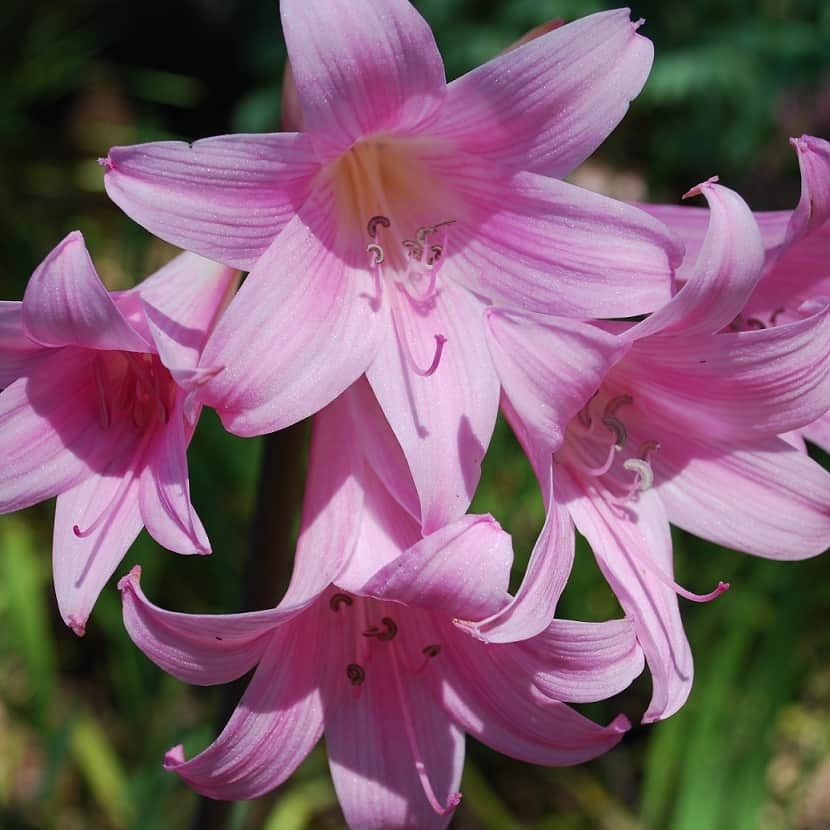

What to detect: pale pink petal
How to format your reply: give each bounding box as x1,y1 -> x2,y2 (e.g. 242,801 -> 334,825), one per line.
103,133 -> 318,270
619,306 -> 830,440
280,0 -> 446,161
138,405 -> 210,555
345,378 -> 420,521
802,410 -> 830,454
0,301 -> 44,387
118,566 -> 300,685
507,617 -> 644,703
446,168 -> 680,318
53,473 -> 143,635
463,468 -> 575,643
366,280 -> 499,533
654,433 -> 830,560
328,640 -> 464,830
282,393 -> 366,607
440,622 -> 630,764
361,514 -> 513,620
486,309 -> 625,474
627,180 -> 764,340
164,622 -> 325,800
132,253 -> 238,373
559,470 -> 693,721
432,10 -> 652,178
22,232 -> 149,352
198,199 -> 385,437
0,352 -> 137,512
785,135 -> 830,242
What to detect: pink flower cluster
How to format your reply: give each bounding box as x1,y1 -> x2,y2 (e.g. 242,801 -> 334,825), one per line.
2,1 -> 829,826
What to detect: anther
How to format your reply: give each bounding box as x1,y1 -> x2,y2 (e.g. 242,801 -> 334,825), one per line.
770,308 -> 787,326
346,663 -> 366,686
422,644 -> 441,658
623,458 -> 654,491
745,317 -> 766,330
425,244 -> 443,265
329,593 -> 353,612
402,239 -> 423,259
602,395 -> 633,449
367,215 -> 390,239
367,242 -> 384,265
363,617 -> 398,641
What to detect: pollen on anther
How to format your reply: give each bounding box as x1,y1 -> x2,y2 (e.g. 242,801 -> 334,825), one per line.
346,663 -> 366,686
367,215 -> 391,238
329,593 -> 353,612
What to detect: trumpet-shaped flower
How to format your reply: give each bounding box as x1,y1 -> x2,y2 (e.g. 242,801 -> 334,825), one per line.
0,233 -> 237,633
118,389 -> 643,829
477,179 -> 830,721
102,1 -> 681,531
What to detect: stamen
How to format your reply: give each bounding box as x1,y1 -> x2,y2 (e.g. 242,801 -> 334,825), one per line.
422,644 -> 441,657
569,441 -> 618,478
363,617 -> 398,641
329,593 -> 353,612
770,308 -> 787,326
391,305 -> 447,378
602,395 -> 633,449
744,317 -> 766,330
628,544 -> 730,603
367,243 -> 384,266
346,663 -> 366,686
367,215 -> 391,239
622,458 -> 653,491
397,268 -> 439,311
93,357 -> 111,430
388,646 -> 462,816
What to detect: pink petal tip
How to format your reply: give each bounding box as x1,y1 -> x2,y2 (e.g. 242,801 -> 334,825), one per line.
117,565 -> 142,592
163,744 -> 186,769
682,176 -> 720,200
67,615 -> 86,637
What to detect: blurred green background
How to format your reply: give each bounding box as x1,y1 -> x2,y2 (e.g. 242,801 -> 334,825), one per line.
1,1 -> 830,828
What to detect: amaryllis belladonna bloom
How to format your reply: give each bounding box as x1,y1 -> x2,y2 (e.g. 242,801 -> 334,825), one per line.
0,232 -> 237,633
642,134 -> 830,452
102,0 -> 681,532
478,179 -> 830,721
119,391 -> 643,829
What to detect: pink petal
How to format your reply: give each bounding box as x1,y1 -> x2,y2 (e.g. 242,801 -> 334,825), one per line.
361,514 -> 513,620
52,474 -> 144,635
0,301 -> 44,387
447,168 -> 681,318
280,0 -> 446,161
432,10 -> 653,179
620,305 -> 830,441
0,351 -> 137,512
119,566 -> 300,685
460,470 -> 575,643
559,469 -> 693,722
22,232 -> 149,352
802,410 -> 830,454
486,309 -> 626,474
627,180 -> 764,340
198,203 -> 385,437
138,404 -> 210,555
103,133 -> 318,270
786,135 -> 830,242
282,393 -> 366,607
508,617 -> 645,703
655,433 -> 830,561
440,622 -> 630,764
366,280 -> 499,532
164,622 -> 326,800
327,639 -> 464,829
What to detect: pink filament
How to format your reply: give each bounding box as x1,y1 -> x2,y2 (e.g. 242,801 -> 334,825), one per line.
632,548 -> 730,603
392,304 -> 447,378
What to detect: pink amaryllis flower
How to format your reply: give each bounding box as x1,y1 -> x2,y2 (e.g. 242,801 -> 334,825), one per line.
102,0 -> 681,532
476,179 -> 830,721
0,232 -> 237,634
642,134 -> 830,451
118,391 -> 643,829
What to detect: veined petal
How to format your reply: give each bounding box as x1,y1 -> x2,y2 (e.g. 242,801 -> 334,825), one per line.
138,404 -> 210,555
486,309 -> 626,472
366,280 -> 499,533
463,468 -> 575,643
620,305 -> 830,441
431,9 -> 652,179
802,411 -> 830,454
103,133 -> 319,270
786,135 -> 830,243
327,642 -> 464,830
627,180 -> 764,340
119,566 -> 301,685
282,393 -> 365,608
362,514 -> 513,620
441,622 -> 629,764
0,352 -> 136,512
507,617 -> 644,703
559,469 -> 693,722
22,232 -> 149,352
198,192 -> 386,437
0,301 -> 44,387
655,433 -> 830,560
53,474 -> 144,635
447,168 -> 680,318
164,621 -> 325,800
280,0 -> 446,161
